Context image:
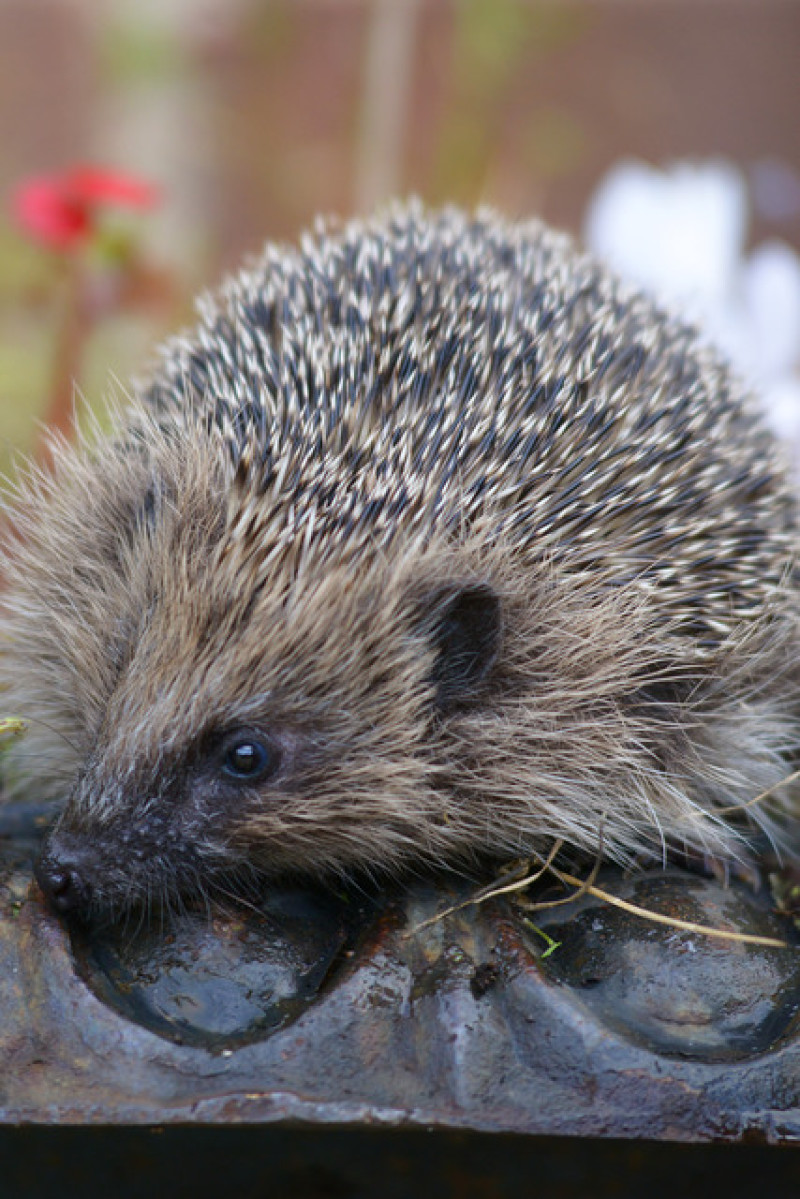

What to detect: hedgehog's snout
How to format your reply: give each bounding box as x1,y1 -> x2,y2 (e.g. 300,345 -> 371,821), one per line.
35,833 -> 95,919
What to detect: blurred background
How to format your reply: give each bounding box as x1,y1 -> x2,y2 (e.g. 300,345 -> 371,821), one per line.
1,0 -> 799,472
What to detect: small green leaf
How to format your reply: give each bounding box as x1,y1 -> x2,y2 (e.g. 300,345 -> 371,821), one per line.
523,918 -> 561,958
0,717 -> 27,740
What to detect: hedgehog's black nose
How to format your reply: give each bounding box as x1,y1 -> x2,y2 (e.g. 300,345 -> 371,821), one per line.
35,847 -> 93,917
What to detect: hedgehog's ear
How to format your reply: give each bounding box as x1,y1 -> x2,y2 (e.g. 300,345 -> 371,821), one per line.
416,583 -> 502,710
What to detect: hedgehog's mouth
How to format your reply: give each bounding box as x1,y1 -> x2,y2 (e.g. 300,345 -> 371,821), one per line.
33,821 -> 245,926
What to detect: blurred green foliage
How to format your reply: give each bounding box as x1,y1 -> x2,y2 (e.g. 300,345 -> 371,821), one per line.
101,22 -> 186,85
0,0 -> 588,478
430,0 -> 583,200
0,229 -> 57,464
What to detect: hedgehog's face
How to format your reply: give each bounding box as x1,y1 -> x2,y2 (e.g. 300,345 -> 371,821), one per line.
17,471 -> 502,921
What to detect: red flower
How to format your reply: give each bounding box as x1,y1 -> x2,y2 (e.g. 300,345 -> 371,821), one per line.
12,166 -> 159,251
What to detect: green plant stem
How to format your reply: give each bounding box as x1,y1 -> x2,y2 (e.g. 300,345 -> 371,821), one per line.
37,253 -> 90,464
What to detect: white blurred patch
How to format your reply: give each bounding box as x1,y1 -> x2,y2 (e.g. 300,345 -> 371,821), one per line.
584,160 -> 800,470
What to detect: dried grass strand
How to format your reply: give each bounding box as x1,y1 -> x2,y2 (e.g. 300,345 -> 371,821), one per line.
714,768 -> 800,816
548,867 -> 790,949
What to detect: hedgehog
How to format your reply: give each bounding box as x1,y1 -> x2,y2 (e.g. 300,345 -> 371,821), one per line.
2,201 -> 800,922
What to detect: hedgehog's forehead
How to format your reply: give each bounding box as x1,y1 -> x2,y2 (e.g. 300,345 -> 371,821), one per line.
124,412 -> 444,639
215,489 -> 400,591
109,514 -> 424,751
141,476 -> 416,641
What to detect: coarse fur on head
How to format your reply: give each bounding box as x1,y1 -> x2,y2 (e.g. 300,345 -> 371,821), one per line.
3,201 -> 800,921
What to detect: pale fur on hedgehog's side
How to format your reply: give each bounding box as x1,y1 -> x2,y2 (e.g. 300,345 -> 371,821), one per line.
3,201 -> 800,915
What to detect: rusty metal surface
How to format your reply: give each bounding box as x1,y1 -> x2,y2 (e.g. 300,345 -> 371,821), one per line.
3,810 -> 800,1142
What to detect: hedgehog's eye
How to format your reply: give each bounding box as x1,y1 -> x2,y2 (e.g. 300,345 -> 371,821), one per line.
221,737 -> 277,782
